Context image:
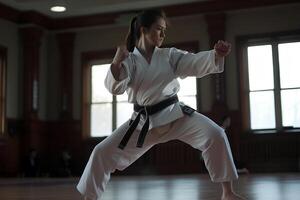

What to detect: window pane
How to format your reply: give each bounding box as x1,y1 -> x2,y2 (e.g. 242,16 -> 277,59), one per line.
178,77 -> 197,109
116,93 -> 131,127
249,91 -> 275,129
247,45 -> 274,91
278,42 -> 300,88
116,102 -> 133,127
117,92 -> 128,102
92,64 -> 112,102
281,89 -> 300,128
179,96 -> 197,109
178,77 -> 197,96
91,103 -> 112,137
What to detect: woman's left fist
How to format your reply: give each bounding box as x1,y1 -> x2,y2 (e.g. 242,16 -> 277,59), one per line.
214,40 -> 231,57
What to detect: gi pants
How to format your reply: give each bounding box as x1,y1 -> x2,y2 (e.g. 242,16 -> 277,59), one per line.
77,112 -> 238,200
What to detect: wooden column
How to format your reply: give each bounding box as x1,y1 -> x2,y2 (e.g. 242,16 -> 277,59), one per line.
56,32 -> 75,120
20,27 -> 43,120
205,14 -> 241,161
205,13 -> 228,116
19,26 -> 45,157
0,46 -> 7,135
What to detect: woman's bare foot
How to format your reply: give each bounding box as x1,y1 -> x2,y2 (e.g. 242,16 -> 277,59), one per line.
221,181 -> 246,200
221,192 -> 246,200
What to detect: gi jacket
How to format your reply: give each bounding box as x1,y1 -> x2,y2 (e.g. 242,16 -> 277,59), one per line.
105,47 -> 224,131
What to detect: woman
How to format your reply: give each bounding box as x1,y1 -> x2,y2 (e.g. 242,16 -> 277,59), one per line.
77,9 -> 245,200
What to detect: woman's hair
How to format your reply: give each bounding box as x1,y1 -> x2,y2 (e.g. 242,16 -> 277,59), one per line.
125,9 -> 167,52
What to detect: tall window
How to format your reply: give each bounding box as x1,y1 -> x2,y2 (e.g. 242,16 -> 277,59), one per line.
0,46 -> 6,135
90,64 -> 131,137
245,39 -> 300,130
90,64 -> 197,137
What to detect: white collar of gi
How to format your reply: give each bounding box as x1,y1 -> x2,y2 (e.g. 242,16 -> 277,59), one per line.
133,46 -> 159,57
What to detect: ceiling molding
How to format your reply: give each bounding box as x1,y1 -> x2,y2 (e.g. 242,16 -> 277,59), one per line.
0,2 -> 19,22
0,0 -> 299,30
18,11 -> 52,28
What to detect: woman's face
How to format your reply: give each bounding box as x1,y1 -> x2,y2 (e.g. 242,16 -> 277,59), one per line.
143,17 -> 166,47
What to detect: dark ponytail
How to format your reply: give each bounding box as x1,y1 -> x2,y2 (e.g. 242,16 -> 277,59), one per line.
125,9 -> 167,52
126,16 -> 137,52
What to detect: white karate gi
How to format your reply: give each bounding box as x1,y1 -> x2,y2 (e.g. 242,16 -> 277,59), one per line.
77,47 -> 238,200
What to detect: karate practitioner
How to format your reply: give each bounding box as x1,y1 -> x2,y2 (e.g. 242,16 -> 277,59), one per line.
77,9 -> 245,200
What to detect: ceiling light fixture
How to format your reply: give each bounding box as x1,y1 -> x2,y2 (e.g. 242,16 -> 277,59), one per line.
50,1 -> 67,13
50,6 -> 66,12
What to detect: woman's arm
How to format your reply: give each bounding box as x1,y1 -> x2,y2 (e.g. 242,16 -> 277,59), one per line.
169,40 -> 231,79
110,45 -> 129,81
104,45 -> 131,95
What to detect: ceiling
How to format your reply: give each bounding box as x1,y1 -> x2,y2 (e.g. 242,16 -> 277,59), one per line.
0,0 -> 205,18
1,0 -> 299,30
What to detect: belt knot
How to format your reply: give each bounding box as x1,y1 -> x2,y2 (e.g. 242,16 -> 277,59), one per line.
118,95 -> 178,149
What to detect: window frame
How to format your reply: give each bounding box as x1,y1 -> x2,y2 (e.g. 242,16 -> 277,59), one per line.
90,63 -> 128,137
81,49 -> 115,139
0,45 -> 7,136
81,41 -> 199,138
237,30 -> 300,133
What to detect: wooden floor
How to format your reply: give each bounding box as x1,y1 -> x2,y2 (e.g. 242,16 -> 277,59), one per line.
0,173 -> 299,200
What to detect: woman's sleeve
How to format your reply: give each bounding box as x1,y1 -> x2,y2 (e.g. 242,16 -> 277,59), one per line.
169,47 -> 224,78
104,57 -> 132,95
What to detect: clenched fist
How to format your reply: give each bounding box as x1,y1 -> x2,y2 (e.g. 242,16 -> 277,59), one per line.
112,45 -> 129,66
214,40 -> 231,57
111,45 -> 129,81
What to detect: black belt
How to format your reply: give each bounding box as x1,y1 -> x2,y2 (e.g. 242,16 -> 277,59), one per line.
118,95 -> 179,149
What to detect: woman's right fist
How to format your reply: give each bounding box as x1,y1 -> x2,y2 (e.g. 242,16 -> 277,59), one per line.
112,45 -> 129,66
